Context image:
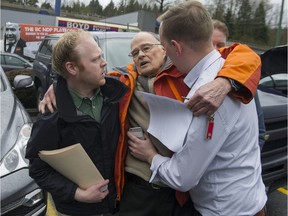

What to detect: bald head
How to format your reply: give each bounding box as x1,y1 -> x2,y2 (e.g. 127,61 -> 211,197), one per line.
5,22 -> 20,45
129,32 -> 166,77
131,32 -> 160,48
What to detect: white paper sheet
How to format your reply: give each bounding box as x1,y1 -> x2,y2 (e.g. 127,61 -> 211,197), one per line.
138,91 -> 193,152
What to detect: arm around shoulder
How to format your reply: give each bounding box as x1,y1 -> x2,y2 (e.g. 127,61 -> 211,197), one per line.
218,43 -> 261,104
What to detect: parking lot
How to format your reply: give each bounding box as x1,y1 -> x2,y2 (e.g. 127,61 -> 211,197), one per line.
266,180 -> 287,216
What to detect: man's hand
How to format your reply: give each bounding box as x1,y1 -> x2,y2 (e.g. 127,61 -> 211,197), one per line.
38,84 -> 57,113
187,77 -> 231,116
127,131 -> 157,164
74,179 -> 109,203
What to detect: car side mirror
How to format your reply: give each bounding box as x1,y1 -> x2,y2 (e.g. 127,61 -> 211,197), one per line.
13,75 -> 33,90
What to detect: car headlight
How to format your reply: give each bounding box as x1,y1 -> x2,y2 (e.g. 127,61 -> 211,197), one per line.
0,123 -> 32,177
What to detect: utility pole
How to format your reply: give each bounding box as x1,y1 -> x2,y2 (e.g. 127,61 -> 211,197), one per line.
275,0 -> 285,46
55,0 -> 61,16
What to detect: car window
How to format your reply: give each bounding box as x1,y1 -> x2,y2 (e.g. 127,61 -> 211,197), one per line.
38,40 -> 49,55
38,39 -> 58,56
46,40 -> 57,56
102,38 -> 133,72
4,55 -> 26,67
0,55 -> 5,65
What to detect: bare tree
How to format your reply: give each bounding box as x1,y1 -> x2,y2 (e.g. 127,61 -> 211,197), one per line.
142,0 -> 172,12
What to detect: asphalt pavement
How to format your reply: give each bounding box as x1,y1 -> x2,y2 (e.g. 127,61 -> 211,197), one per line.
266,179 -> 287,216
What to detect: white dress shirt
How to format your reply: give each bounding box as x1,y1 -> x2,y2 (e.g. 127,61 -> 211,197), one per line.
150,50 -> 267,215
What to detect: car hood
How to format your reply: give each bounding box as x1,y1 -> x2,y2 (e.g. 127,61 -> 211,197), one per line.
0,89 -> 31,159
258,89 -> 287,120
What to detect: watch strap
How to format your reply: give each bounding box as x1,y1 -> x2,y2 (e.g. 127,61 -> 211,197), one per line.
227,78 -> 241,92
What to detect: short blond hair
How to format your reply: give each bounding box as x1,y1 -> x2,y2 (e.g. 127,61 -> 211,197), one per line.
213,19 -> 229,38
52,29 -> 93,78
159,0 -> 213,48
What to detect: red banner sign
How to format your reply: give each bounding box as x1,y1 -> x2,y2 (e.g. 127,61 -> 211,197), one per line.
20,24 -> 77,42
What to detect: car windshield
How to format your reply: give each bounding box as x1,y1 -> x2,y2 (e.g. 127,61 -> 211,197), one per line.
102,38 -> 133,72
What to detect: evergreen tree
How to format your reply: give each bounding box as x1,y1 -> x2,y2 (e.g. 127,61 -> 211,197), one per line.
63,5 -> 73,13
236,0 -> 253,40
88,0 -> 103,16
117,0 -> 126,15
151,3 -> 159,12
142,3 -> 149,11
61,0 -> 73,13
213,0 -> 225,21
224,7 -> 234,39
253,1 -> 268,44
72,0 -> 81,13
80,2 -> 88,15
126,0 -> 140,13
103,0 -> 116,17
41,2 -> 52,9
95,0 -> 103,15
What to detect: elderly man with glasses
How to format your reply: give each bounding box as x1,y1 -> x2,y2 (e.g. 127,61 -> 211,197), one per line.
128,43 -> 162,58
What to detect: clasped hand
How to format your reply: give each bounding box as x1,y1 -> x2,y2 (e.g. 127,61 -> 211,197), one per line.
74,179 -> 109,203
127,131 -> 157,164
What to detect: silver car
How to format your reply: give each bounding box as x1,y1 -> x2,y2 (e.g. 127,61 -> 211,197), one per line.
0,66 -> 47,215
0,52 -> 33,73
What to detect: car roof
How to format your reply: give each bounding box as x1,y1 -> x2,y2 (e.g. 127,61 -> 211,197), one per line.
261,45 -> 287,76
0,51 -> 24,57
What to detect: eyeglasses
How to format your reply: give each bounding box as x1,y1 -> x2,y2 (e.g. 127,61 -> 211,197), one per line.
128,44 -> 162,58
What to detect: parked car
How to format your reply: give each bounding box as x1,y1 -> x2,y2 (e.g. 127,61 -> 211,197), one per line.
32,31 -> 136,105
0,52 -> 36,108
0,52 -> 33,73
259,45 -> 287,96
32,33 -> 287,192
259,89 -> 287,186
258,45 -> 287,191
259,73 -> 287,95
0,66 -> 47,215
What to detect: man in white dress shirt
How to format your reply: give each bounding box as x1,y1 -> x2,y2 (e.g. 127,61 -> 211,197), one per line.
127,1 -> 267,215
